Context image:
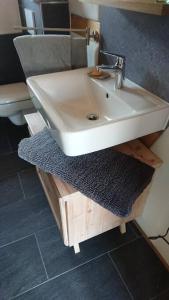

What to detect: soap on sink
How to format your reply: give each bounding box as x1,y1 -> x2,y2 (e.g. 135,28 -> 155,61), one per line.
88,68 -> 110,80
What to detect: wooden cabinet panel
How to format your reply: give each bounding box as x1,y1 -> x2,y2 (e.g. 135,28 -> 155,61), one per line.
62,186 -> 151,247
25,112 -> 162,253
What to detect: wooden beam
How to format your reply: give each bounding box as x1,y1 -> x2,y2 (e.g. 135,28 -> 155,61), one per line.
140,132 -> 163,148
79,0 -> 169,16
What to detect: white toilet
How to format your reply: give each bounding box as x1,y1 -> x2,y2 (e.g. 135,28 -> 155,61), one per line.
0,82 -> 33,125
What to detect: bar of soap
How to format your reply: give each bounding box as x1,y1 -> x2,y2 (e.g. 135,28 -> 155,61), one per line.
88,68 -> 110,80
90,68 -> 103,76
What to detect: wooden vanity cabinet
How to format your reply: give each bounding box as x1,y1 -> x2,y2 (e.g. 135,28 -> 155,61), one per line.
25,112 -> 162,254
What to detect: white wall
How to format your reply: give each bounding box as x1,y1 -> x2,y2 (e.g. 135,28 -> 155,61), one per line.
0,0 -> 21,34
69,0 -> 99,20
137,128 -> 169,265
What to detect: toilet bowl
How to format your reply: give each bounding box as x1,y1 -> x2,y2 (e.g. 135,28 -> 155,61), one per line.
0,82 -> 33,125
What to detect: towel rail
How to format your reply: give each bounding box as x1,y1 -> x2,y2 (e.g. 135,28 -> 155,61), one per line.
14,25 -> 100,45
14,25 -> 87,33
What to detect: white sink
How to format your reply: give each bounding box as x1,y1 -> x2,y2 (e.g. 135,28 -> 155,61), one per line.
27,68 -> 169,156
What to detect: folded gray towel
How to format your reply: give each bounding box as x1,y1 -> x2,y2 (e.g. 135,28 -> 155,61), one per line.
14,35 -> 71,78
18,128 -> 154,217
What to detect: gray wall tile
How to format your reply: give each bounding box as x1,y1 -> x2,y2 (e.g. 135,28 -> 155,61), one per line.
100,7 -> 169,102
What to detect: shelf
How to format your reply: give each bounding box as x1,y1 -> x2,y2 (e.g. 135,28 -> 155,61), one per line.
79,0 -> 169,15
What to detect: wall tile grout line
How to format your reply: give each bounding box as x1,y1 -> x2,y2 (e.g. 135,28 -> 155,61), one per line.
17,172 -> 26,200
108,252 -> 135,300
34,233 -> 49,280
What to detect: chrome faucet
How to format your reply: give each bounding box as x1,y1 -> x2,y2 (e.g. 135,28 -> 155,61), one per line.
97,50 -> 125,90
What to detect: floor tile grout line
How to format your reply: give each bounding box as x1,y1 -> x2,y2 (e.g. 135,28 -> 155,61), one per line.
107,252 -> 134,300
11,237 -> 141,299
0,233 -> 35,249
0,225 -> 57,250
8,236 -> 140,299
36,224 -> 57,234
0,151 -> 21,160
34,233 -> 49,280
128,222 -> 142,239
0,149 -> 18,157
0,219 -> 139,252
150,287 -> 169,300
17,170 -> 46,201
11,252 -> 111,299
21,190 -> 46,201
110,236 -> 142,254
17,172 -> 26,200
0,150 -> 14,156
6,134 -> 14,153
0,167 -> 32,182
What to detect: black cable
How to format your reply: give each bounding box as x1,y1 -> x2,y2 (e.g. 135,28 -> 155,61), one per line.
148,227 -> 169,246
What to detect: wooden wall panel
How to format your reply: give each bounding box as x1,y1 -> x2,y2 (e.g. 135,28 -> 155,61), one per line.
71,14 -> 100,37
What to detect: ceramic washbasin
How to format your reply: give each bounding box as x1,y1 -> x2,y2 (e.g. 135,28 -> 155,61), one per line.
27,68 -> 169,156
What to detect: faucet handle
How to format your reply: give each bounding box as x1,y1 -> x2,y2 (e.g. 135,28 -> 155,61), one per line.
100,50 -> 125,60
100,50 -> 125,79
116,56 -> 125,69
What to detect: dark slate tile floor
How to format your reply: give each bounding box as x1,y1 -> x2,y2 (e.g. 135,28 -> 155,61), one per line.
15,256 -> 132,300
18,168 -> 44,199
0,193 -> 55,247
0,117 -> 169,300
0,235 -> 47,300
0,175 -> 23,209
110,239 -> 169,300
152,289 -> 169,300
35,224 -> 137,279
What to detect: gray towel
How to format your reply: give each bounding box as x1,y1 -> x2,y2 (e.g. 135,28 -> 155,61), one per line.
14,35 -> 71,77
71,33 -> 87,69
18,128 -> 154,217
14,34 -> 87,78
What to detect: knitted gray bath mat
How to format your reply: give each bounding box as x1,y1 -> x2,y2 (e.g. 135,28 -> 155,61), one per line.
18,128 -> 154,217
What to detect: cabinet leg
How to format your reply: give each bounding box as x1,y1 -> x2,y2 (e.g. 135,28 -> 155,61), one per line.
120,223 -> 126,234
73,243 -> 80,254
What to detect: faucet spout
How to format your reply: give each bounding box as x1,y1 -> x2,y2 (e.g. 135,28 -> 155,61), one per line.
98,50 -> 126,90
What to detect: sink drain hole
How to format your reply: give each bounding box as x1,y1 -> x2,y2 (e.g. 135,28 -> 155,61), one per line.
87,113 -> 99,121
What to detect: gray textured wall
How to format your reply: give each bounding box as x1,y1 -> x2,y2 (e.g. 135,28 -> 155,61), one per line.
100,7 -> 169,102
